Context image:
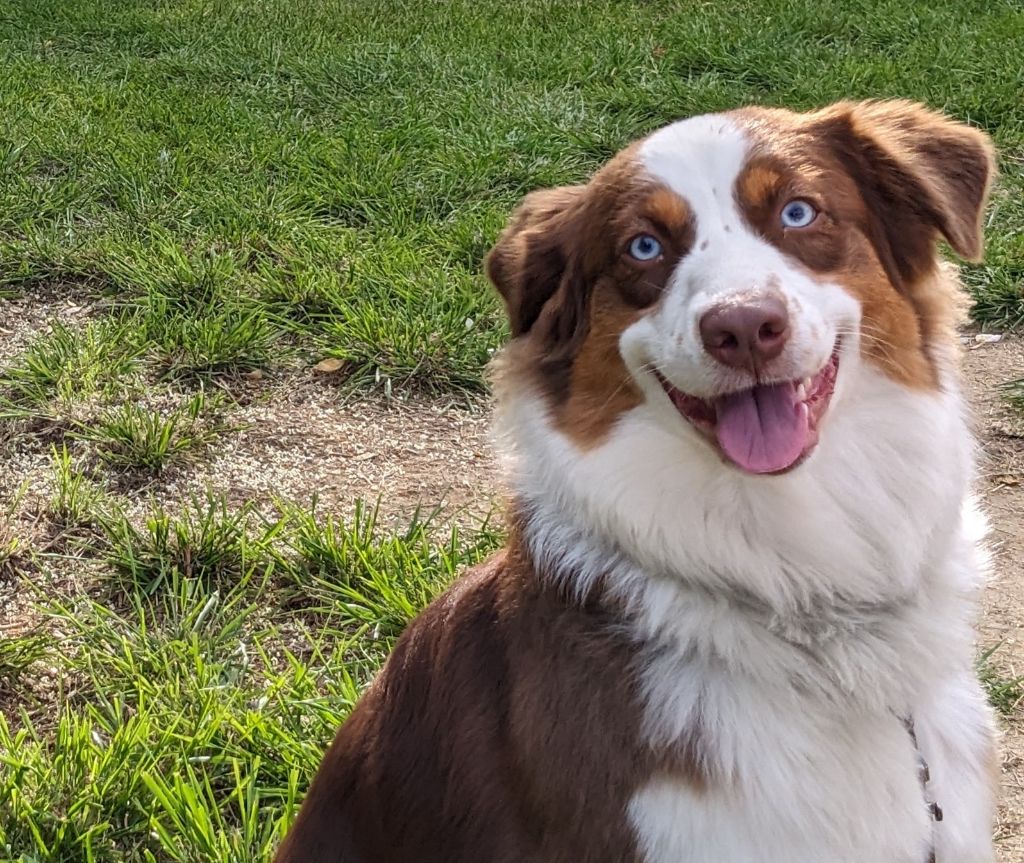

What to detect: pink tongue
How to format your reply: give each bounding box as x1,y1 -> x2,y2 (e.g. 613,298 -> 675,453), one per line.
714,383 -> 809,474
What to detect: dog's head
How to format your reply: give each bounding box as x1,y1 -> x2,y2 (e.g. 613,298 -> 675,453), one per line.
487,101 -> 993,477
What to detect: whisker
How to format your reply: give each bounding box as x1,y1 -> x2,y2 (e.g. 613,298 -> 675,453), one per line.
592,373 -> 641,414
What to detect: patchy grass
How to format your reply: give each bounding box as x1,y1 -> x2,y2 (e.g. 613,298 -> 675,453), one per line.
0,483 -> 29,579
0,496 -> 501,862
98,494 -> 287,594
0,520 -> 21,580
47,444 -> 110,531
1004,376 -> 1024,413
979,645 -> 1024,718
1,0 -> 1023,860
0,319 -> 141,418
278,499 -> 497,634
71,392 -> 232,476
0,632 -> 47,679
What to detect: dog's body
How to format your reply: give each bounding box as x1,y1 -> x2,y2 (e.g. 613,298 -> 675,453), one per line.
276,101 -> 998,862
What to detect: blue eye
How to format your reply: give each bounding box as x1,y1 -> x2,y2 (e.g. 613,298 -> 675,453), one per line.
628,234 -> 663,261
780,199 -> 817,228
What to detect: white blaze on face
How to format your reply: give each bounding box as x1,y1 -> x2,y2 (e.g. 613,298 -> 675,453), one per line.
640,114 -> 750,244
620,113 -> 861,474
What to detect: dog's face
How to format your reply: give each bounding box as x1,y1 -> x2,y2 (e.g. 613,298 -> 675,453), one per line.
488,101 -> 993,476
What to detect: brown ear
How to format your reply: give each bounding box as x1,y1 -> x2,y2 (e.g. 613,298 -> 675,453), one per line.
485,185 -> 587,341
822,100 -> 995,286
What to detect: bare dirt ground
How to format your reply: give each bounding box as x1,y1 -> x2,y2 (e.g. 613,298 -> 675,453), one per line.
963,335 -> 1024,860
145,388 -> 500,529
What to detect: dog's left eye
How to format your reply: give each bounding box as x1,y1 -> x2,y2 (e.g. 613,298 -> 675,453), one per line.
628,234 -> 663,261
780,199 -> 817,228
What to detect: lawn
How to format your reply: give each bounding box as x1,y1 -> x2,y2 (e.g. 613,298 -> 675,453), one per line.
1,0 -> 1022,860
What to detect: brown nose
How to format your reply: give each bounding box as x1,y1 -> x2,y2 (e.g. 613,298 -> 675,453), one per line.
699,294 -> 790,372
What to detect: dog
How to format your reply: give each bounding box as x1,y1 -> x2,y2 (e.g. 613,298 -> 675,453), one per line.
275,100 -> 998,863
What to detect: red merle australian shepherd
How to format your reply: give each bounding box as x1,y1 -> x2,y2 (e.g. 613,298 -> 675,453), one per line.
275,100 -> 998,863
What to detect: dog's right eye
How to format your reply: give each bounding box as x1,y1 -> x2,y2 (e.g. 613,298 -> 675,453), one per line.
628,234 -> 663,262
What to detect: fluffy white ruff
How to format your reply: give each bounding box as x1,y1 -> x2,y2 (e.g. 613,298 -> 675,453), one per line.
493,350 -> 996,862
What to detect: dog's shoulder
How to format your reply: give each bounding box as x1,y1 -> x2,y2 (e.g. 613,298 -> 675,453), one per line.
277,544 -> 701,863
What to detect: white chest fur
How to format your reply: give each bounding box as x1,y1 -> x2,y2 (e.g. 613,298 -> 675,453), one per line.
500,362 -> 996,862
629,707 -> 930,863
627,659 -> 995,863
608,529 -> 995,863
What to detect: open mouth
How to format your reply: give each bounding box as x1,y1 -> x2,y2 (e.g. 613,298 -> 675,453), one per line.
655,346 -> 840,475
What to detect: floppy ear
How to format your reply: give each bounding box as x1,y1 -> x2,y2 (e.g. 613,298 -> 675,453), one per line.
822,100 -> 995,287
485,185 -> 588,345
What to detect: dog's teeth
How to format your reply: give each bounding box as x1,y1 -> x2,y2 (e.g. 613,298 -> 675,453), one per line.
796,383 -> 807,401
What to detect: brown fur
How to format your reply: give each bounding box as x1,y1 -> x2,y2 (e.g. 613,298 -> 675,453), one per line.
556,288 -> 645,446
274,531 -> 704,863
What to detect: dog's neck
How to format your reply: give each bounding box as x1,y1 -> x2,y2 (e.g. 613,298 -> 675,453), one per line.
516,495 -> 972,733
518,496 -> 923,645
497,358 -> 980,719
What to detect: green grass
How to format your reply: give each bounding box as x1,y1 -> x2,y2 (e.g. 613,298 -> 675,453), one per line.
98,494 -> 288,594
1,1 -> 1023,860
0,632 -> 47,679
48,445 -> 111,531
0,520 -> 21,579
0,497 -> 501,862
0,319 -> 142,418
0,483 -> 29,579
71,392 -> 231,476
1004,376 -> 1024,413
978,644 -> 1024,717
277,500 -> 495,634
0,0 -> 1022,401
